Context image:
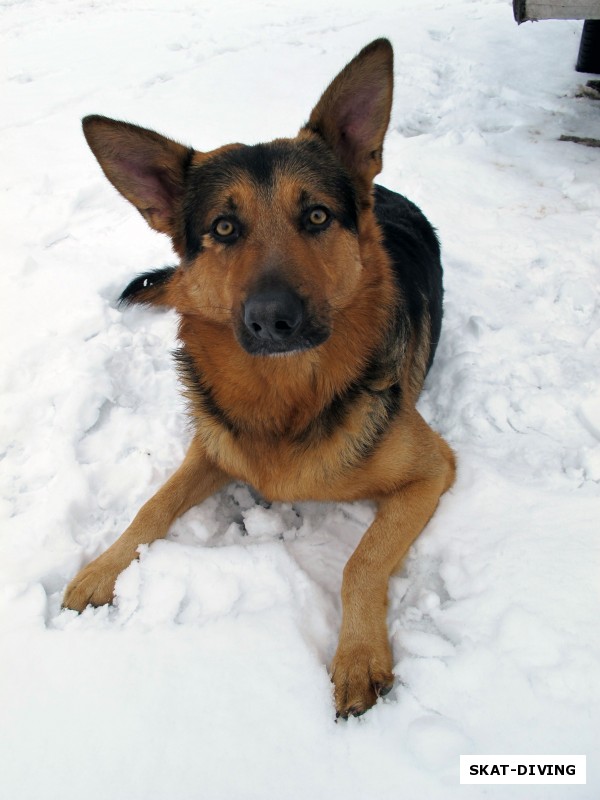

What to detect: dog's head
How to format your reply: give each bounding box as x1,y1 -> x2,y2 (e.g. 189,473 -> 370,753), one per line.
84,39 -> 393,357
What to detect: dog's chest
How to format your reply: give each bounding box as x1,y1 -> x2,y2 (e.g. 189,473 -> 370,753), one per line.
195,391 -> 400,503
197,421 -> 341,500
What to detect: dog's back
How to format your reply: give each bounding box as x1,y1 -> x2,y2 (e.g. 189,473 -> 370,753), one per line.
374,185 -> 442,374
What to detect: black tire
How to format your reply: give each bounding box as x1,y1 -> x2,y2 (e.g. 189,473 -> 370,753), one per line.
576,20 -> 600,74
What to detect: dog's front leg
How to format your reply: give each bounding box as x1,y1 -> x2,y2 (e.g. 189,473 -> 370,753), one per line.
331,469 -> 452,718
63,438 -> 228,612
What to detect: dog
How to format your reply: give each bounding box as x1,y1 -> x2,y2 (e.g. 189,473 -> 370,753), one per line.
63,38 -> 456,718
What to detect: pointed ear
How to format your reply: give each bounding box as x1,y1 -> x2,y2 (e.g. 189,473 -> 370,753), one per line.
303,39 -> 393,200
82,115 -> 192,244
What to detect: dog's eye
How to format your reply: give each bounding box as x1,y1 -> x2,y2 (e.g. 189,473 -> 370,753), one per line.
215,219 -> 234,237
309,208 -> 328,225
212,217 -> 240,242
303,206 -> 331,232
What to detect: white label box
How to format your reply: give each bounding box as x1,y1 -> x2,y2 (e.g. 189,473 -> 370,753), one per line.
460,755 -> 586,784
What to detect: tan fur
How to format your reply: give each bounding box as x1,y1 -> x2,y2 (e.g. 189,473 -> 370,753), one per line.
64,39 -> 456,718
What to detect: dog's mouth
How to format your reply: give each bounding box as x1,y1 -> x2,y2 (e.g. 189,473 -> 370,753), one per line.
236,286 -> 330,356
236,326 -> 330,356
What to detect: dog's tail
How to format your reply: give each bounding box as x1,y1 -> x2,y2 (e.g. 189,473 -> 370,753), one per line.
118,266 -> 176,307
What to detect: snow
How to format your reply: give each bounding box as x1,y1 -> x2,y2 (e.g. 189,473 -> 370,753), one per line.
1,1 -> 599,797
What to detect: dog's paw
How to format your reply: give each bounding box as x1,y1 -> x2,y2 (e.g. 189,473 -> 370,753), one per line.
62,554 -> 122,612
331,642 -> 394,719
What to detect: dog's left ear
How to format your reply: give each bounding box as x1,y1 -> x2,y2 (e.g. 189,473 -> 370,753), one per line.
303,38 -> 393,201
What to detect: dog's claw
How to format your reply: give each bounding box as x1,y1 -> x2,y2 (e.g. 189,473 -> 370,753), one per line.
331,642 -> 394,718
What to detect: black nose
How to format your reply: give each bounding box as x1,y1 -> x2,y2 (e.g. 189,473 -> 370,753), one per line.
243,288 -> 304,342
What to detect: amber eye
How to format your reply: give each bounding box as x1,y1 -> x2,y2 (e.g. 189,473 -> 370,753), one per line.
303,206 -> 331,232
308,208 -> 329,226
213,218 -> 236,238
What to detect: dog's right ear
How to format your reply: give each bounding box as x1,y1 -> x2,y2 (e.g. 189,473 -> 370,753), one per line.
82,115 -> 192,251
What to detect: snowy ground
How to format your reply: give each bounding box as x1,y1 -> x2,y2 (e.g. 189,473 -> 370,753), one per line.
1,1 -> 599,798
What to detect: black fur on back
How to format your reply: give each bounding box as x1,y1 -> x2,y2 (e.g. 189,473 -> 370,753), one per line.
373,184 -> 443,373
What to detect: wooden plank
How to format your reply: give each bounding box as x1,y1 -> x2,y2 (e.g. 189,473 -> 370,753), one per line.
559,134 -> 600,146
514,0 -> 600,21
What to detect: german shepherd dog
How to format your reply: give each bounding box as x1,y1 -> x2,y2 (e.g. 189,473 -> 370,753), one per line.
63,39 -> 456,718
